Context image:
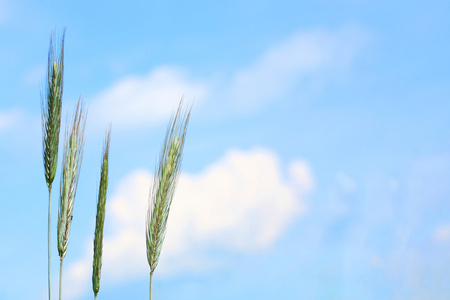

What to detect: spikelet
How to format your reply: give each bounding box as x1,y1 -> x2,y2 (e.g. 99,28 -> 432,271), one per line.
146,100 -> 191,300
42,31 -> 65,190
58,99 -> 87,260
92,128 -> 111,299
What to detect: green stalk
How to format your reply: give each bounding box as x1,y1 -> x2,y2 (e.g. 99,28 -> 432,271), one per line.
59,259 -> 63,300
92,128 -> 111,300
150,272 -> 153,300
57,98 -> 87,300
41,30 -> 65,300
146,100 -> 192,300
48,189 -> 52,300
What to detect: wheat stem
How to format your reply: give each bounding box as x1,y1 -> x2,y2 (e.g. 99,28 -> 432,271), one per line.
57,98 -> 87,300
59,258 -> 63,300
48,189 -> 52,300
41,30 -> 65,300
146,99 -> 192,300
92,128 -> 111,300
150,272 -> 153,300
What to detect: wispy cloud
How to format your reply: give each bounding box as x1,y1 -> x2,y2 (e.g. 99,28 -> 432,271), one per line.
89,66 -> 209,130
226,26 -> 368,111
62,148 -> 313,299
88,26 -> 367,130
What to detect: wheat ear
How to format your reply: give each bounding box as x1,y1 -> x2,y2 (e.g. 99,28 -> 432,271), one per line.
92,127 -> 111,300
57,98 -> 87,300
146,100 -> 192,300
41,29 -> 65,300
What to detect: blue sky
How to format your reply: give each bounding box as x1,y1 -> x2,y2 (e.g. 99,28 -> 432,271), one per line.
0,0 -> 450,299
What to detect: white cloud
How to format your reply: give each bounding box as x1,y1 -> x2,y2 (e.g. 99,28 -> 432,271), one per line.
166,149 -> 311,254
433,224 -> 450,242
227,26 -> 368,110
63,148 -> 313,299
88,26 -> 367,130
89,66 -> 209,130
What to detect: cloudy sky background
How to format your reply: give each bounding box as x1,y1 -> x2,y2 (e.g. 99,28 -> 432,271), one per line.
1,0 -> 450,299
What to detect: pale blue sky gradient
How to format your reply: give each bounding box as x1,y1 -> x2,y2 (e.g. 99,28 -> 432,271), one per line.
0,1 -> 450,299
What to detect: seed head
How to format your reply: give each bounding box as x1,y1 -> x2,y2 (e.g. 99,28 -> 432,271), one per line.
57,98 -> 87,259
146,100 -> 192,274
92,128 -> 111,297
41,30 -> 65,189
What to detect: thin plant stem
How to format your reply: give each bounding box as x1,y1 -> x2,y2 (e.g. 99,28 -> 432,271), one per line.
48,189 -> 52,300
42,30 -> 65,300
150,272 -> 153,300
59,258 -> 63,300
